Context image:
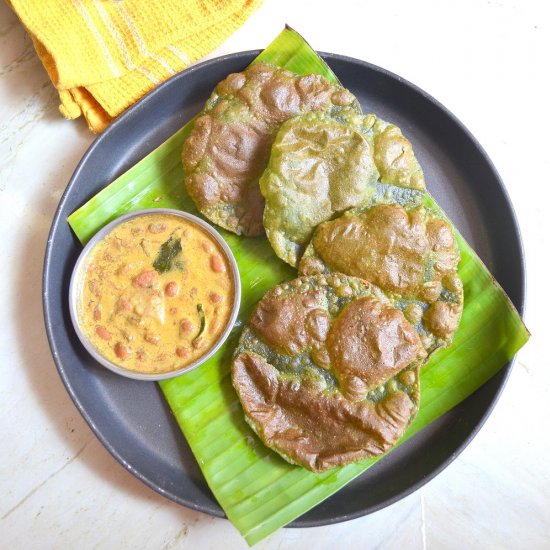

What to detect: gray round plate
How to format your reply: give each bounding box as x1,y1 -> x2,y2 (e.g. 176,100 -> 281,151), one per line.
43,51 -> 525,527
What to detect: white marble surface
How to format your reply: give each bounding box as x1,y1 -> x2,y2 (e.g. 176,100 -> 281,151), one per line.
1,0 -> 549,548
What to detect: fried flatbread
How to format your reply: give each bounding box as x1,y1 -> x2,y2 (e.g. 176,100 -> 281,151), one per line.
260,111 -> 426,266
232,274 -> 427,472
182,62 -> 360,236
299,204 -> 463,353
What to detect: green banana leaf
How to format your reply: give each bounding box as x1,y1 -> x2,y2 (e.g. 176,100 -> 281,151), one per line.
68,27 -> 529,546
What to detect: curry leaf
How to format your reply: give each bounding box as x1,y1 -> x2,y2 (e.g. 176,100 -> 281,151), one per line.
193,304 -> 206,344
153,236 -> 183,274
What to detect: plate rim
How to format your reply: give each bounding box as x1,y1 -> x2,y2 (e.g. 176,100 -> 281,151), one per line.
42,49 -> 526,528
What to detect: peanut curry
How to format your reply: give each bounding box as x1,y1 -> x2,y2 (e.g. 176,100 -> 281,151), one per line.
78,213 -> 235,374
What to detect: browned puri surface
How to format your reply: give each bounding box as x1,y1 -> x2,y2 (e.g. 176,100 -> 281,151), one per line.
232,275 -> 426,472
299,204 -> 464,352
327,296 -> 426,400
182,62 -> 357,236
233,352 -> 419,472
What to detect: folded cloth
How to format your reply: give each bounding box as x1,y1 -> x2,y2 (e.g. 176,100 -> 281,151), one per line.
8,0 -> 262,132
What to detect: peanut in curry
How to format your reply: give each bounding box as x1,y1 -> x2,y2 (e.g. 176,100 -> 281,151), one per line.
78,214 -> 235,374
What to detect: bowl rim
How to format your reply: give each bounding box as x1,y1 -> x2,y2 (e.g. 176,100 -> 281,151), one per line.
68,207 -> 242,381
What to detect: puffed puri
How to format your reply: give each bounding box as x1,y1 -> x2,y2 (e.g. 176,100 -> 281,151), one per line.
231,274 -> 427,473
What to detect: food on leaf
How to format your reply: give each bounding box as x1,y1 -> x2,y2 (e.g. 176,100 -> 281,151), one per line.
182,62 -> 360,237
260,112 -> 379,266
232,274 -> 426,472
299,203 -> 463,352
260,110 -> 426,267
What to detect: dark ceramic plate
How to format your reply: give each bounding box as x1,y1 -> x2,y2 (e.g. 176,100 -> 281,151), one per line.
43,51 -> 525,527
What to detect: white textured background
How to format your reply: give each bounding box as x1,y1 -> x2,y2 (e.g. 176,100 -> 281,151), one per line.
1,1 -> 549,548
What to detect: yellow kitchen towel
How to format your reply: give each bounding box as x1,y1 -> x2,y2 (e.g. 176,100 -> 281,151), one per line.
8,0 -> 262,132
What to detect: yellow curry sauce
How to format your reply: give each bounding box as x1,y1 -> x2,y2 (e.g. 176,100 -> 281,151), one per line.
78,213 -> 235,374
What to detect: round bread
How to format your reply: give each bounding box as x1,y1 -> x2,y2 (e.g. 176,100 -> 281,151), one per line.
231,274 -> 427,472
260,111 -> 426,266
299,204 -> 463,353
182,62 -> 360,237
